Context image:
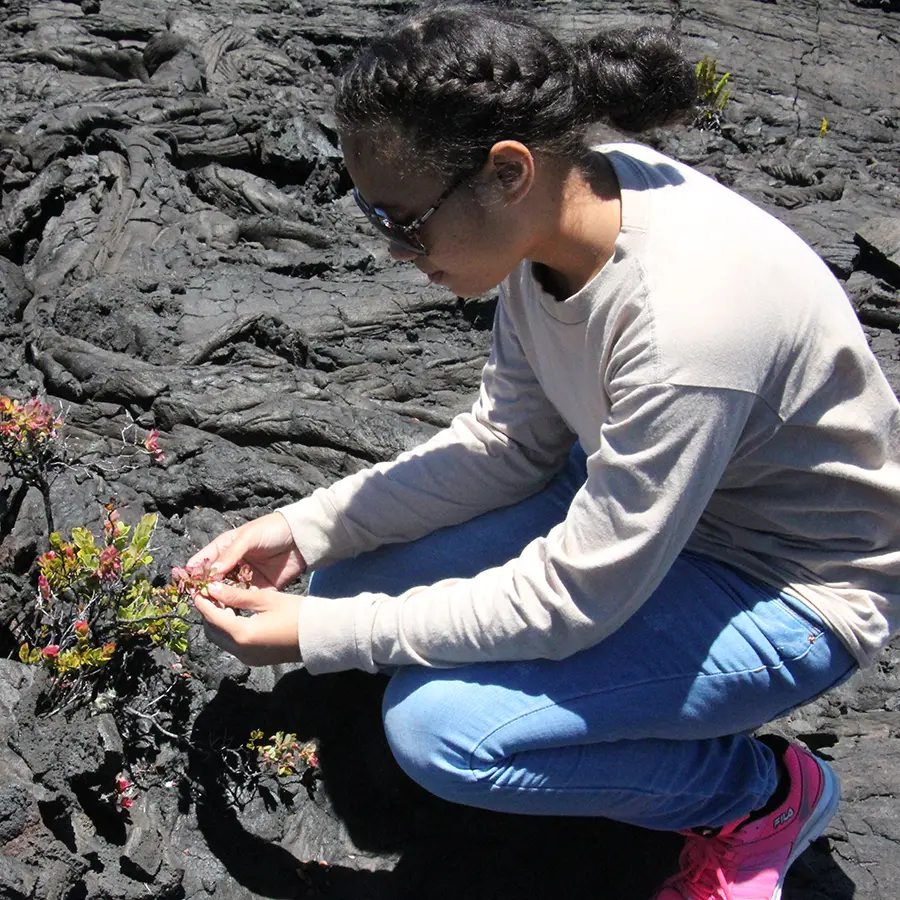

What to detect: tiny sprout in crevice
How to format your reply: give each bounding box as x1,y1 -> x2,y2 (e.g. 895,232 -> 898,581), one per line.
247,729 -> 320,779
143,429 -> 165,464
694,56 -> 732,131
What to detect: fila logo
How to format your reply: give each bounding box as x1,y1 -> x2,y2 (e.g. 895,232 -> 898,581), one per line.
773,807 -> 795,828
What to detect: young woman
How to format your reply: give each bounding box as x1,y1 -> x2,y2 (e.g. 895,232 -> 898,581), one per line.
191,5 -> 900,899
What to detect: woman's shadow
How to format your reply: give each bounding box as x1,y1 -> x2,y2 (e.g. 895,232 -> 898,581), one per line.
188,668 -> 855,900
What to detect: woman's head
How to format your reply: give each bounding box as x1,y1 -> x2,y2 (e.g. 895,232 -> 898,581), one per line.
336,3 -> 696,295
336,3 -> 696,176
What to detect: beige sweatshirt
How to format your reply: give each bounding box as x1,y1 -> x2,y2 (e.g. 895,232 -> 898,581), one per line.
280,143 -> 900,674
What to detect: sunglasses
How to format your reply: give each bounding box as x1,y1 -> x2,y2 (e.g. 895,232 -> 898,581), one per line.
353,168 -> 476,256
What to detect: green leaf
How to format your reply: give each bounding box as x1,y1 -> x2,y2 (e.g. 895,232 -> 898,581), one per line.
130,514 -> 157,555
112,525 -> 132,552
71,527 -> 97,552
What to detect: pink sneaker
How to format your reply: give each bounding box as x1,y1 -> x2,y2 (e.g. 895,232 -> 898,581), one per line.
655,741 -> 840,900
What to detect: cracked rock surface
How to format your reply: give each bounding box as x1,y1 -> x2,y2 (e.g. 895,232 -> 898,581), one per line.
0,1 -> 899,898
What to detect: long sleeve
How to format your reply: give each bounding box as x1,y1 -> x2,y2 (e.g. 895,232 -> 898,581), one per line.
284,140 -> 900,673
296,382 -> 760,672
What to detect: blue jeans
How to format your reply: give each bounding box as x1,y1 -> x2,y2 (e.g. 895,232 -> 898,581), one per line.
308,446 -> 857,831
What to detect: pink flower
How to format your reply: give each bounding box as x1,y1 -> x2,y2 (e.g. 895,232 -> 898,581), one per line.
74,620 -> 89,637
121,796 -> 133,809
306,752 -> 319,769
96,545 -> 122,581
38,574 -> 51,601
116,777 -> 132,793
172,559 -> 221,597
42,644 -> 60,659
143,429 -> 165,463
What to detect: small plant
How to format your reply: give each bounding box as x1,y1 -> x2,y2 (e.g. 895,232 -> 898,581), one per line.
115,774 -> 137,810
695,56 -> 732,130
1,397 -> 166,535
819,117 -> 828,137
17,505 -> 192,709
142,429 -> 165,464
0,395 -> 65,532
247,729 -> 319,778
15,498 -> 260,716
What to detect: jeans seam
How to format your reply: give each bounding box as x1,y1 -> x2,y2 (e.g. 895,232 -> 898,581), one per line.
466,640 -> 824,781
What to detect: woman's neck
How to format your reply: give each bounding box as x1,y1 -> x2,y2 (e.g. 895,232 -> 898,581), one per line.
527,155 -> 622,301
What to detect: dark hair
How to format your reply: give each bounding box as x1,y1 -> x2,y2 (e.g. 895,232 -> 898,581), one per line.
335,2 -> 696,176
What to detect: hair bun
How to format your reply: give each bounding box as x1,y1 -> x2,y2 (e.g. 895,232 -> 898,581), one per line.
572,27 -> 697,132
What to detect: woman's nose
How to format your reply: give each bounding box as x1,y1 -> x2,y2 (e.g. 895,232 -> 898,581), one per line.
388,242 -> 420,262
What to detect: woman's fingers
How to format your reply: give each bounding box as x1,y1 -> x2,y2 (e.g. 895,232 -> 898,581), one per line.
193,594 -> 238,628
205,581 -> 272,611
187,528 -> 243,572
192,588 -> 303,667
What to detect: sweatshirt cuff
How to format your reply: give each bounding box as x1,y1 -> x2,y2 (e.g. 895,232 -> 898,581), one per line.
297,592 -> 379,674
277,491 -> 350,570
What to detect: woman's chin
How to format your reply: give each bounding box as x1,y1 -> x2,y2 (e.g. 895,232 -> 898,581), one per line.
434,273 -> 503,299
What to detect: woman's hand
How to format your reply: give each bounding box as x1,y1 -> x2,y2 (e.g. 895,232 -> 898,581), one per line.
187,512 -> 306,591
193,582 -> 304,667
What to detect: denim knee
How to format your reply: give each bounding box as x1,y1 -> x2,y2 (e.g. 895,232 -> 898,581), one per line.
382,669 -> 479,804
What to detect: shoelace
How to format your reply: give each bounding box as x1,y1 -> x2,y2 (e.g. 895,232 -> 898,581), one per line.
664,831 -> 739,900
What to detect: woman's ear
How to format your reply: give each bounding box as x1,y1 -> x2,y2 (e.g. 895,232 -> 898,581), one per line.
483,141 -> 535,204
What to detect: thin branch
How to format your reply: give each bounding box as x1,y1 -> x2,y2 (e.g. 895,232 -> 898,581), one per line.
124,706 -> 183,742
116,612 -> 191,625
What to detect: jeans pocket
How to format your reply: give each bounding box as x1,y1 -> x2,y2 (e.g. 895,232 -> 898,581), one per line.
756,594 -> 826,662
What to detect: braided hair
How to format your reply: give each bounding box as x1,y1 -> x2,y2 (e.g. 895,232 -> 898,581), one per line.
335,3 -> 697,178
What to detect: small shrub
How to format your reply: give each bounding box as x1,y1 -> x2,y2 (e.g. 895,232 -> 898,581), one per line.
0,395 -> 64,475
247,729 -> 319,778
0,395 -> 65,532
17,506 -> 190,694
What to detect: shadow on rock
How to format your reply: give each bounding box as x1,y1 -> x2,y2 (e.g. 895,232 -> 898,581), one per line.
188,669 -> 857,899
786,839 -> 857,900
188,668 -> 684,899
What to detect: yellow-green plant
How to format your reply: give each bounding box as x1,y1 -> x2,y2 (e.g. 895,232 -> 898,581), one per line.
18,506 -> 191,687
695,56 -> 732,130
819,117 -> 828,137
